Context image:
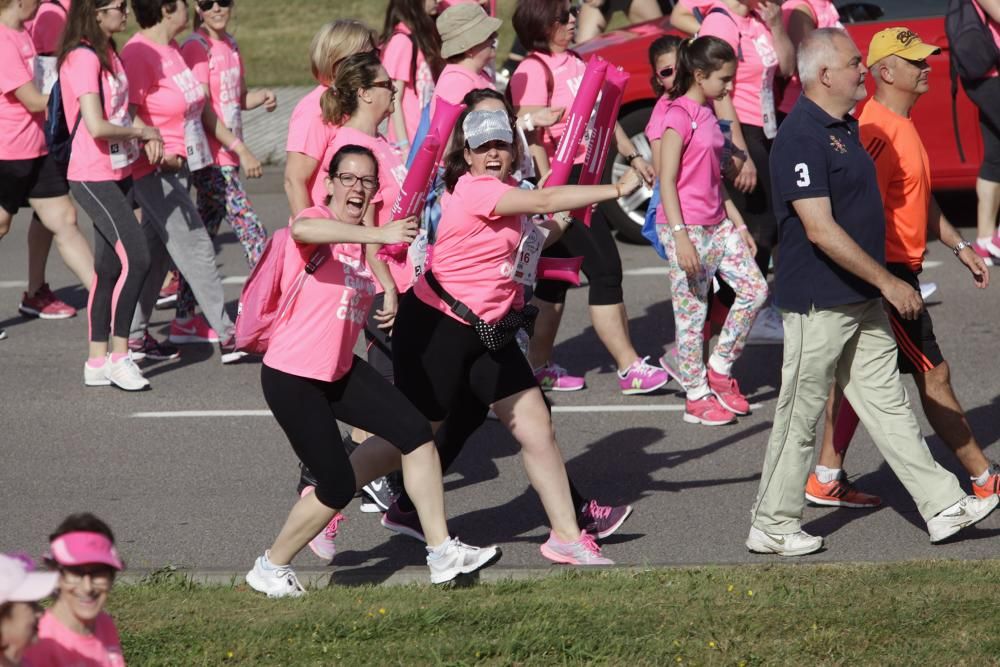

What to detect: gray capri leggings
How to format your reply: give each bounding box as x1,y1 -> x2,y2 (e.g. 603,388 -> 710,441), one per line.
130,168 -> 234,338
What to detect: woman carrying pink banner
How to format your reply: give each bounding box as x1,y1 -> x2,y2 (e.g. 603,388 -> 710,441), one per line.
509,0 -> 664,396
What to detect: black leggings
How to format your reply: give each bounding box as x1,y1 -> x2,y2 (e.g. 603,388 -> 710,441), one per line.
70,179 -> 150,342
262,359 -> 433,509
533,167 -> 624,306
964,76 -> 1000,183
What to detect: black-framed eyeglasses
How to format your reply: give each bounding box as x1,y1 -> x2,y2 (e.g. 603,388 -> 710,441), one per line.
197,0 -> 233,10
333,173 -> 379,190
557,5 -> 579,24
368,80 -> 396,94
657,66 -> 675,79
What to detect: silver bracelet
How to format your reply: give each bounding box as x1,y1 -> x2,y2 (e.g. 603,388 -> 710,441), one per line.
953,240 -> 972,256
522,113 -> 535,132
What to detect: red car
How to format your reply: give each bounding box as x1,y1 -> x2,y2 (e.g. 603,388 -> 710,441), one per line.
576,1 -> 984,243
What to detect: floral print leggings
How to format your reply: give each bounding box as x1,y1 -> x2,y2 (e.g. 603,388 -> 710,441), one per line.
659,219 -> 768,395
176,165 -> 268,318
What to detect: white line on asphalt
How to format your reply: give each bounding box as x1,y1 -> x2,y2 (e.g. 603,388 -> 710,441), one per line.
131,403 -> 764,418
222,276 -> 248,285
623,267 -> 669,276
0,280 -> 27,288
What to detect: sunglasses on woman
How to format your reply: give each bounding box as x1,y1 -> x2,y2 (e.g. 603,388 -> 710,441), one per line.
197,0 -> 233,11
368,80 -> 396,95
657,66 -> 675,78
557,5 -> 579,24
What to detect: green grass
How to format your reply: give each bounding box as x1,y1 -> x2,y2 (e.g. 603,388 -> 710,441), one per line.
109,561 -> 1000,665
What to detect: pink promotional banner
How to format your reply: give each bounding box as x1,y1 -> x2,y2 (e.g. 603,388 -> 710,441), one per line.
537,256 -> 583,286
571,66 -> 629,226
377,132 -> 441,265
545,57 -> 608,188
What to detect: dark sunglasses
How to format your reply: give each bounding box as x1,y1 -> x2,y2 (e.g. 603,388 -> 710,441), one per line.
557,5 -> 579,24
197,0 -> 232,11
368,80 -> 396,93
657,66 -> 675,78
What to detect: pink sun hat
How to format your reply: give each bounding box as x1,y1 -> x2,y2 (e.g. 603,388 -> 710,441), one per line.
0,554 -> 58,604
48,532 -> 124,571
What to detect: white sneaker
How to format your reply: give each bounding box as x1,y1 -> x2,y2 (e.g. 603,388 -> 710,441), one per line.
107,354 -> 150,391
83,360 -> 111,387
426,538 -> 501,584
245,553 -> 306,598
747,306 -> 784,346
927,494 -> 999,543
746,526 -> 823,556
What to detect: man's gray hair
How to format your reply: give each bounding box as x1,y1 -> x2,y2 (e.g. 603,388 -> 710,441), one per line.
798,28 -> 852,88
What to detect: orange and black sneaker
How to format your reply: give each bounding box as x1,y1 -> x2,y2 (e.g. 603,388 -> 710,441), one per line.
805,472 -> 881,508
973,464 -> 1000,499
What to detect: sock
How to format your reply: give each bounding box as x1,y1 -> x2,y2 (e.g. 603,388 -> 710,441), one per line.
261,551 -> 278,570
972,467 -> 991,487
687,384 -> 711,401
86,357 -> 106,369
110,352 -> 129,363
978,236 -> 993,245
815,465 -> 841,484
707,353 -> 731,377
426,538 -> 452,559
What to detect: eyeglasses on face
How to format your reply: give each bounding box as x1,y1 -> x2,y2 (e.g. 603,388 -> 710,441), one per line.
98,2 -> 128,13
657,66 -> 675,78
62,566 -> 115,589
557,5 -> 579,24
367,80 -> 396,94
197,0 -> 232,10
333,173 -> 379,190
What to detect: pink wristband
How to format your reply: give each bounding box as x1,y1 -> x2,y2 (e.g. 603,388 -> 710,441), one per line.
228,138 -> 243,151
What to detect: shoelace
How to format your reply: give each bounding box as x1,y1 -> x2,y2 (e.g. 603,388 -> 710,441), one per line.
587,500 -> 612,521
324,513 -> 346,540
628,357 -> 658,377
577,531 -> 602,557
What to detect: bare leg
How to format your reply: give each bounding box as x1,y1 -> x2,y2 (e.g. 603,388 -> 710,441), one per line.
590,303 -> 640,371
526,298 -> 564,370
976,177 -> 1000,240
575,0 -> 607,43
493,387 -> 579,542
26,214 -> 54,295
817,386 -> 848,470
30,196 -> 95,288
913,361 -> 990,477
626,0 -> 664,24
267,491 -> 341,566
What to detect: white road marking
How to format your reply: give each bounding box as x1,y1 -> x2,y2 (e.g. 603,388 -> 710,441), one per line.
623,267 -> 669,276
222,276 -> 248,285
0,280 -> 27,288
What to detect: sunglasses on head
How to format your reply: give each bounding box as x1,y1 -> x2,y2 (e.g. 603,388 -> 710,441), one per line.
557,5 -> 579,24
657,66 -> 675,78
197,0 -> 232,11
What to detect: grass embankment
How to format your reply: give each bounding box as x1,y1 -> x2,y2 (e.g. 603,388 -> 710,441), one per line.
112,561 -> 1000,665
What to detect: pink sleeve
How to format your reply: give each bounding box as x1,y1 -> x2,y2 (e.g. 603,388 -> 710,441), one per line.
382,32 -> 414,84
467,177 -> 514,220
30,7 -> 65,54
285,94 -> 330,159
662,106 -> 693,144
180,37 -> 210,86
699,11 -> 740,51
508,58 -> 548,107
0,34 -> 32,95
121,45 -> 153,105
63,48 -> 101,97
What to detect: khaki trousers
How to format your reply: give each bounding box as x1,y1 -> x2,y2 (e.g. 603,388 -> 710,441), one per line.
750,299 -> 964,533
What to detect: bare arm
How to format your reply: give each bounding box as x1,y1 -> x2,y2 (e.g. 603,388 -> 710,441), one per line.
200,85 -> 262,177
713,94 -> 757,193
761,0 -> 795,77
929,196 -> 989,288
669,2 -> 701,35
284,152 -> 319,216
494,168 -> 641,217
13,82 -> 48,114
390,80 -> 410,151
976,0 -> 1000,23
79,93 -> 159,142
786,4 -> 818,49
615,122 -> 655,183
290,212 -> 417,246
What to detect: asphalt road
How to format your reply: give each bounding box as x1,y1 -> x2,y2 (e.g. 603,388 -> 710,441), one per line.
2,177 -> 998,580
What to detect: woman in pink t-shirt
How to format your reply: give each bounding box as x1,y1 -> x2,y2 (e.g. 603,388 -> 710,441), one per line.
669,0 -> 719,35
247,145 -> 500,595
509,0 -> 666,397
24,513 -> 126,667
644,35 -> 682,207
60,0 -> 168,391
284,20 -> 377,216
776,0 -> 842,118
0,0 -> 94,338
658,36 -> 766,427
380,0 -> 442,150
394,106 -> 643,565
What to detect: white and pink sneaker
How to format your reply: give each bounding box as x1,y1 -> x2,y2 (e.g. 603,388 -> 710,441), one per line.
683,394 -> 736,426
168,315 -> 220,344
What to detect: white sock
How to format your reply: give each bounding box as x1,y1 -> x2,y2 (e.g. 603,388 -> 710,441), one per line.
978,236 -> 993,245
426,538 -> 452,559
972,467 -> 991,487
261,551 -> 279,570
708,354 -> 731,377
815,465 -> 841,484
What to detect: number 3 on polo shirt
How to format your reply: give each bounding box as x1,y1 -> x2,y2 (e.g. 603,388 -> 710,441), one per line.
794,163 -> 810,188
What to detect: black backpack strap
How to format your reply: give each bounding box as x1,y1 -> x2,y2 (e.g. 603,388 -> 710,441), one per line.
424,271 -> 480,325
950,57 -> 966,162
704,7 -> 743,61
69,44 -> 103,145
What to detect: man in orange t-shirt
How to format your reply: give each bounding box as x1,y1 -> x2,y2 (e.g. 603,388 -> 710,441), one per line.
803,28 -> 1000,508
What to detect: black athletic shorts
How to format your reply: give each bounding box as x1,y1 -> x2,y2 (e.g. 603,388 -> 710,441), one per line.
0,153 -> 69,215
885,263 -> 944,375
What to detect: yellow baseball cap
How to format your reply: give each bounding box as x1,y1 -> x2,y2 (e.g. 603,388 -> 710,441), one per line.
866,27 -> 941,67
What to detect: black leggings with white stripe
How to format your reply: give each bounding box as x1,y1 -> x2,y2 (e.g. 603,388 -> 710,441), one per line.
70,178 -> 150,342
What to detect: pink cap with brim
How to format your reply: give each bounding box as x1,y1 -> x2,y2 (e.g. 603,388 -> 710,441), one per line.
49,532 -> 124,571
0,554 -> 59,604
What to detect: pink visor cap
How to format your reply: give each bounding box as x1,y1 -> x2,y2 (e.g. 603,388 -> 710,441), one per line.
0,554 -> 58,604
48,532 -> 124,571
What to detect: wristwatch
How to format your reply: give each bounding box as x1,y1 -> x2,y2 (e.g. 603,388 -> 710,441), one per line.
625,153 -> 641,165
670,224 -> 685,233
953,240 -> 972,256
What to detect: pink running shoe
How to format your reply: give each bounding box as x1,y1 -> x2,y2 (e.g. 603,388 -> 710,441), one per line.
18,284 -> 76,319
618,356 -> 669,395
540,530 -> 614,565
707,368 -> 750,415
972,241 -> 996,267
169,314 -> 220,344
300,486 -> 346,561
658,347 -> 680,383
578,499 -> 633,540
683,394 -> 736,426
534,362 -> 585,392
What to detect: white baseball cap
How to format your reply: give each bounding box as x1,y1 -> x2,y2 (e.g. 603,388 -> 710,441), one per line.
0,554 -> 58,605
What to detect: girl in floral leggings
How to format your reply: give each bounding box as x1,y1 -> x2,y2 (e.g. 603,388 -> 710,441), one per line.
658,36 -> 767,426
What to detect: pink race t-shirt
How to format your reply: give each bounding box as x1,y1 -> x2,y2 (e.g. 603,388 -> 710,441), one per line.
778,0 -> 842,113
121,32 -> 208,179
181,29 -> 244,167
287,85 -> 339,202
23,610 -> 125,667
509,50 -> 587,163
0,24 -> 46,160
432,63 -> 494,110
25,0 -> 70,55
413,173 -> 524,324
658,96 -> 725,227
699,8 -> 780,136
644,95 -> 671,225
320,126 -> 414,292
60,46 -> 137,182
382,23 -> 435,147
263,206 -> 377,382
678,0 -> 719,14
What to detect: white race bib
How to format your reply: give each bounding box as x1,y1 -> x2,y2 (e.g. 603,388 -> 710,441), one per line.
34,55 -> 58,95
108,116 -> 140,170
408,227 -> 429,278
223,101 -> 243,144
183,115 -> 213,171
754,35 -> 780,139
512,216 -> 549,286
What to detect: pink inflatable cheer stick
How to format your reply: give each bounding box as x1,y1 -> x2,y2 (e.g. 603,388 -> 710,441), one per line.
377,133 -> 441,265
428,97 -> 465,166
545,57 -> 608,188
572,66 -> 629,226
537,256 -> 584,286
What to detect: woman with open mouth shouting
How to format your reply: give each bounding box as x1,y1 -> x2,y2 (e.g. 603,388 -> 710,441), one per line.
391,106 -> 642,565
248,145 -> 501,597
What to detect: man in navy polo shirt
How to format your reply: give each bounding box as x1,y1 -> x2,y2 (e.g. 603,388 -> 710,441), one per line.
745,28 -> 998,556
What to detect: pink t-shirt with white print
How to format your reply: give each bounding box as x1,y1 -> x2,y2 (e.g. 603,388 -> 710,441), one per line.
263,206 -> 376,383
778,0 -> 842,114
23,610 -> 125,667
181,29 -> 245,168
382,23 -> 435,147
0,24 -> 46,160
121,32 -> 208,179
413,173 -> 524,324
508,50 -> 587,164
60,46 -> 138,182
658,96 -> 725,227
287,85 -> 339,204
